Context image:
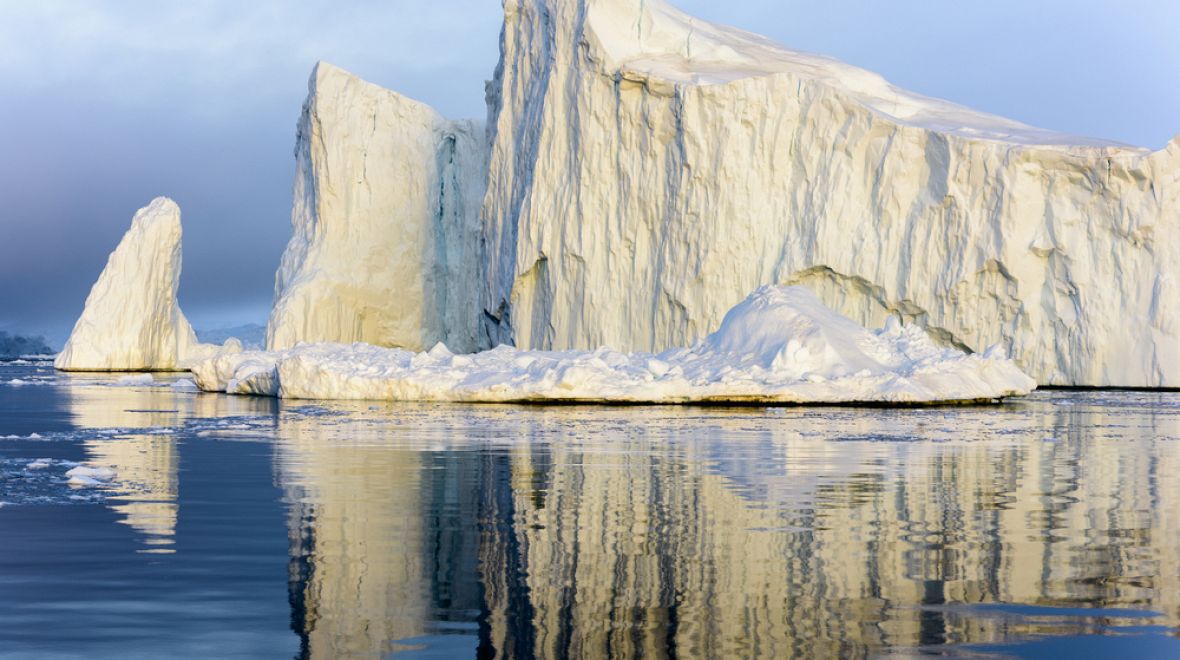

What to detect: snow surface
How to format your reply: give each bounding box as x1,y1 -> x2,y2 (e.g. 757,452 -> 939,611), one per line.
584,0 -> 1140,149
54,198 -> 241,372
194,286 -> 1034,404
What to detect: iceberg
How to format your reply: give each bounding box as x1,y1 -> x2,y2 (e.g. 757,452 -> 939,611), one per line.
193,286 -> 1035,404
266,62 -> 487,354
55,197 -> 240,372
476,0 -> 1177,386
56,1 -> 1177,391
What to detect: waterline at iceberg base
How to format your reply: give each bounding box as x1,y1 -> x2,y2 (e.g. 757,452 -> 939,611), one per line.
193,286 -> 1035,404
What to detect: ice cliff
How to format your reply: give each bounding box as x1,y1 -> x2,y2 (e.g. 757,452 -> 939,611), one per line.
476,0 -> 1178,387
194,286 -> 1035,403
55,198 -> 238,371
69,1 -> 1175,389
266,62 -> 487,353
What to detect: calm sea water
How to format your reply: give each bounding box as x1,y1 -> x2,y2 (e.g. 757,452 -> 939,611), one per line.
0,357 -> 1178,659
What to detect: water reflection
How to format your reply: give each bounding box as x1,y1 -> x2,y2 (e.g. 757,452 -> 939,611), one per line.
63,376 -> 278,554
277,411 -> 484,657
270,393 -> 1180,658
81,434 -> 179,553
39,377 -> 1180,656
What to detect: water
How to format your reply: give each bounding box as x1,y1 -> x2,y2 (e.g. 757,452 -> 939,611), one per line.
1,358 -> 1178,659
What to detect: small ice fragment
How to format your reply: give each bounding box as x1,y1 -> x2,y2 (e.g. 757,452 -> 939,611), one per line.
116,374 -> 155,386
65,466 -> 117,487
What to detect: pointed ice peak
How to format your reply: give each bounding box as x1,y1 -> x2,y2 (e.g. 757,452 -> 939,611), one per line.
55,198 -> 238,372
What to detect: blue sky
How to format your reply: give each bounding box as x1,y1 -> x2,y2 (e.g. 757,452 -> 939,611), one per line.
1,0 -> 1176,345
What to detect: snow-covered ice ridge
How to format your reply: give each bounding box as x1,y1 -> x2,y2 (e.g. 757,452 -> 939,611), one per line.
55,198 -> 240,371
194,286 -> 1035,404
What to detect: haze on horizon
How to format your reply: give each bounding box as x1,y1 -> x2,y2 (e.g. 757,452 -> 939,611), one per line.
1,0 -> 1176,347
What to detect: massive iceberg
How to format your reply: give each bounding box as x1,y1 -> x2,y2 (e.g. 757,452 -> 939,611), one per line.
193,286 -> 1035,403
476,0 -> 1177,387
55,198 -> 238,371
266,62 -> 487,353
58,0 -> 1177,391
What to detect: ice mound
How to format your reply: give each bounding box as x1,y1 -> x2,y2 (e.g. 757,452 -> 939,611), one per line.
55,198 -> 241,372
194,286 -> 1035,404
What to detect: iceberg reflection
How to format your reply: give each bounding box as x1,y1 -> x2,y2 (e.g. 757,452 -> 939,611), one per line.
274,393 -> 1180,657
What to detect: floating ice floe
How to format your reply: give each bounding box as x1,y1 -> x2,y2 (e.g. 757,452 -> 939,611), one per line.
114,374 -> 156,386
65,466 -> 117,487
194,286 -> 1036,405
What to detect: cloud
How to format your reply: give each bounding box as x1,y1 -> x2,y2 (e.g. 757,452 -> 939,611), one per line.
0,0 -> 502,117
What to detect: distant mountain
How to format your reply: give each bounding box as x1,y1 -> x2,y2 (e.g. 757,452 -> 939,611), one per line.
196,323 -> 267,350
0,331 -> 53,358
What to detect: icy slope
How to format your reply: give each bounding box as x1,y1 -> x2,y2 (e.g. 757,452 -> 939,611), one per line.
480,0 -> 1178,386
266,62 -> 487,353
55,198 -> 238,371
193,286 -> 1035,404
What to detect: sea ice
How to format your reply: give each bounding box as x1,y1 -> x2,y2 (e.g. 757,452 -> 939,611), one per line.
65,465 -> 117,487
194,286 -> 1035,404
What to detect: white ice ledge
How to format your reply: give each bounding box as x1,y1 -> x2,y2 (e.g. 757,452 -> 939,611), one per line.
193,286 -> 1036,404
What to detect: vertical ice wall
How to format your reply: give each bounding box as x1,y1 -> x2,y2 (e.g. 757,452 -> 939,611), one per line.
266,63 -> 488,353
478,0 -> 1178,386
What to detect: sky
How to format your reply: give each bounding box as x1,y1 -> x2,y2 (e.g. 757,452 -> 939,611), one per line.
1,0 -> 1177,347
